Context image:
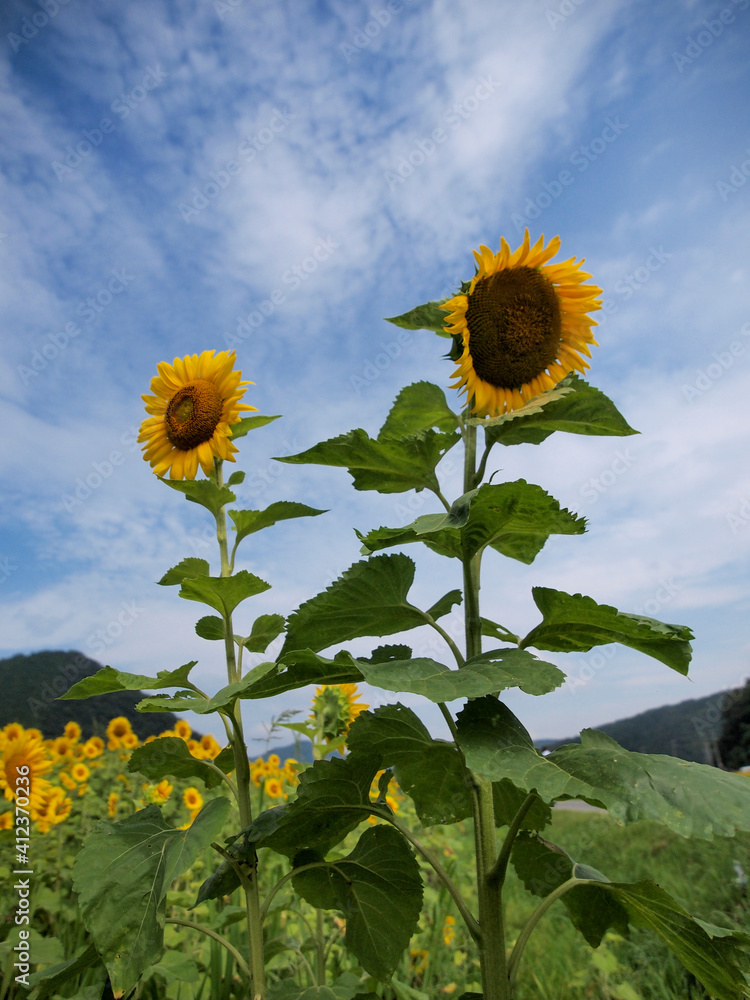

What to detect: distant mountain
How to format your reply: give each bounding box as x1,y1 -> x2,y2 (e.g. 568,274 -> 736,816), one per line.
538,690 -> 731,764
0,650 -> 185,740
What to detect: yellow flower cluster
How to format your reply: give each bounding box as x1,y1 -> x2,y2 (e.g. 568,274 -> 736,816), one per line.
0,723 -> 72,832
147,719 -> 223,760
250,753 -> 299,800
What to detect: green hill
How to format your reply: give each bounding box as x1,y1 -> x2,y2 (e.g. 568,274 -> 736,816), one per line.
0,650 -> 185,740
540,690 -> 730,764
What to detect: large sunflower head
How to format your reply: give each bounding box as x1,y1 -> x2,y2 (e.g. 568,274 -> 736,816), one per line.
139,350 -> 257,480
441,231 -> 602,417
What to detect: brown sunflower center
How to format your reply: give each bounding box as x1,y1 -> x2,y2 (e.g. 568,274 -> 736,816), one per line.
165,379 -> 224,450
465,266 -> 562,388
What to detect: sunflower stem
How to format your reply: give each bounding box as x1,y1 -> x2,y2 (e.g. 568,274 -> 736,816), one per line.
213,458 -> 266,1000
462,417 -> 510,999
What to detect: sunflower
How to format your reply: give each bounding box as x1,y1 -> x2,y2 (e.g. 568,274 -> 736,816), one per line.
183,787 -> 203,812
310,684 -> 369,742
107,792 -> 119,819
265,778 -> 284,800
441,230 -> 602,417
0,731 -> 54,815
198,734 -> 221,759
153,779 -> 173,803
139,350 -> 256,481
64,721 -> 82,743
106,717 -> 132,749
35,788 -> 72,833
121,732 -> 140,750
174,719 -> 192,741
83,737 -> 105,759
71,762 -> 90,783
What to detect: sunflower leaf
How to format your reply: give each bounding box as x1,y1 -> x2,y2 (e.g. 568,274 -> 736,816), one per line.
275,426 -> 458,495
137,661 -> 278,714
292,825 -> 423,980
356,524 -> 462,559
229,501 -> 326,546
511,833 -> 749,998
73,799 -> 231,999
346,705 -> 472,825
230,414 -> 282,439
520,587 -> 693,674
358,481 -> 585,565
159,558 -> 210,586
384,300 -> 451,336
355,649 -> 564,702
127,736 -> 231,789
462,481 -> 586,562
60,662 -> 200,699
378,382 -> 459,439
280,554 -> 430,655
425,589 -> 462,621
195,615 -> 225,640
178,570 -> 271,617
241,613 -> 286,652
247,753 -> 381,858
456,698 -> 750,838
479,374 -> 638,445
158,478 -> 236,516
236,648 -> 363,699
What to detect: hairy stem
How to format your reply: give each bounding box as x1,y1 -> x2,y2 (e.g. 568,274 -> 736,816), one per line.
507,878 -> 582,991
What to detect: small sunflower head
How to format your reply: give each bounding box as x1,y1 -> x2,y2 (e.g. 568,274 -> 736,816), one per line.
441,231 -> 602,417
139,350 -> 257,481
310,684 -> 368,742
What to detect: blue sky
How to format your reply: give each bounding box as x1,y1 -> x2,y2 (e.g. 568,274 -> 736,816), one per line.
1,0 -> 749,750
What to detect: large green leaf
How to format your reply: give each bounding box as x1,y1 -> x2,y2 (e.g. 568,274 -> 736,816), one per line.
179,570 -> 271,616
281,555 -> 430,655
61,662 -> 199,699
521,588 -> 693,674
378,382 -> 459,439
275,426 -> 458,495
292,825 -> 423,981
158,478 -> 235,516
548,729 -> 750,838
480,374 -> 638,445
384,301 -> 451,336
455,697 -> 596,804
127,736 -> 232,789
250,754 -> 381,858
237,648 -> 364,699
26,943 -> 103,999
229,501 -> 326,546
511,833 -> 748,999
457,699 -> 750,838
460,481 -> 586,563
346,705 -> 472,825
73,799 -> 230,998
356,649 -> 565,701
358,481 -> 585,565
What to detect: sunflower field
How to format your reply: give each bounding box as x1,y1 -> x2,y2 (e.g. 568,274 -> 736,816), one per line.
4,232 -> 750,1000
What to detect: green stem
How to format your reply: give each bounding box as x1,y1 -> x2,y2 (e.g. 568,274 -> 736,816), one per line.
166,918 -> 251,980
433,486 -> 453,512
213,458 -> 265,1000
507,878 -> 582,991
488,793 -> 538,889
380,808 -> 481,943
461,420 -> 482,661
423,613 -> 465,666
315,908 -> 326,986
